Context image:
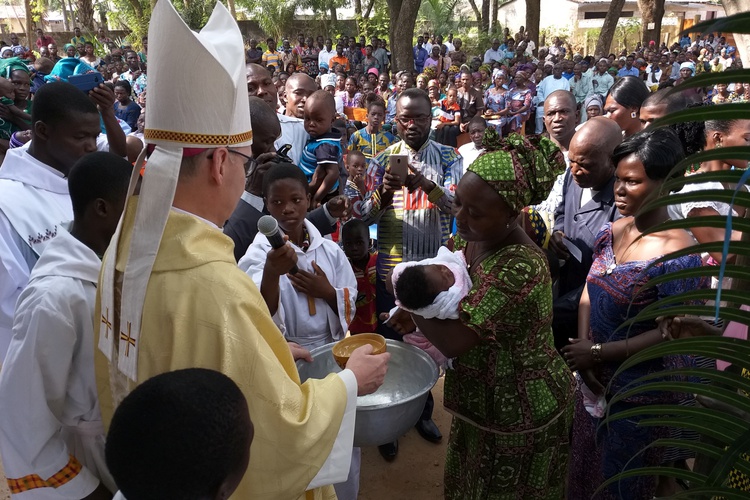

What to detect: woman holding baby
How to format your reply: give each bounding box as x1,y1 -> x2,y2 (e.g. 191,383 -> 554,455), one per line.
387,130 -> 575,499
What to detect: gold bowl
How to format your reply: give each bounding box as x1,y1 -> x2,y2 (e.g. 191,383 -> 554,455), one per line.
332,333 -> 387,369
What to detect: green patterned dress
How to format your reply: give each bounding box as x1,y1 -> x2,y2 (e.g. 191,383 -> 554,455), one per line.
444,237 -> 575,499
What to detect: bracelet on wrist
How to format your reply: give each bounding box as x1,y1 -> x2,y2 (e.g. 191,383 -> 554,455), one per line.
591,343 -> 603,363
427,184 -> 444,203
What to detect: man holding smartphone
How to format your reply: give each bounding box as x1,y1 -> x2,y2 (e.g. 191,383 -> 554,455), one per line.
359,88 -> 462,460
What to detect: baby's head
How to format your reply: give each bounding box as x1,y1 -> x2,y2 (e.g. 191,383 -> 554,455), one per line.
303,89 -> 335,138
395,264 -> 455,311
0,77 -> 14,101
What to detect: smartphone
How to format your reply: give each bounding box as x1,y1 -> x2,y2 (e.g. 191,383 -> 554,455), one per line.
68,73 -> 104,94
387,154 -> 409,180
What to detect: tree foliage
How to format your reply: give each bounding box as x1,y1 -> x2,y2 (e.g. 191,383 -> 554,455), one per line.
107,0 -> 150,40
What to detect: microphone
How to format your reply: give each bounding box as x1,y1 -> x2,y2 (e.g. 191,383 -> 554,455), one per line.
257,215 -> 298,275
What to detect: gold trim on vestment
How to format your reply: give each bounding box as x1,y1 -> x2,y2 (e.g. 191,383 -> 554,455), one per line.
144,129 -> 253,145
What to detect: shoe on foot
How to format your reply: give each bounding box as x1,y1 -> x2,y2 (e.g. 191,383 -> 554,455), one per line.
415,418 -> 442,443
378,440 -> 398,461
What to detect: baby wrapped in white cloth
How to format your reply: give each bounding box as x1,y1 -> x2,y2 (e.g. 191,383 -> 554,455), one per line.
389,246 -> 472,368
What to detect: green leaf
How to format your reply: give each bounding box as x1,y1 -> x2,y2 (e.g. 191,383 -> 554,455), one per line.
612,338 -> 750,375
669,487 -> 750,500
617,304 -> 750,333
627,265 -> 750,294
666,70 -> 750,93
660,168 -> 750,194
643,190 -> 750,213
615,368 -> 750,399
617,294 -> 747,330
707,427 -> 750,488
680,12 -> 750,37
638,216 -> 750,234
650,103 -> 750,129
601,405 -> 748,443
631,242 -> 750,268
596,467 -> 706,497
645,438 -> 750,482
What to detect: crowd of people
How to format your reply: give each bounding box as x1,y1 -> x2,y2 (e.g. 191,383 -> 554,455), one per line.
0,7 -> 747,500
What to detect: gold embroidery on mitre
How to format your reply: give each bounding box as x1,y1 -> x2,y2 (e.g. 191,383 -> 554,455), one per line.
144,129 -> 253,146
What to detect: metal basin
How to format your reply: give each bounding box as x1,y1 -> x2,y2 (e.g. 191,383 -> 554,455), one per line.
297,340 -> 439,447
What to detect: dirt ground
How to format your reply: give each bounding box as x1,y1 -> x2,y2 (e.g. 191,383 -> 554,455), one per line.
0,377 -> 449,500
359,376 -> 449,499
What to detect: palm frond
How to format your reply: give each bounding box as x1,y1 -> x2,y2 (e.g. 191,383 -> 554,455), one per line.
626,264 -> 750,295
706,427 -> 750,488
596,467 -> 707,496
650,103 -> 750,129
610,338 -> 750,372
658,168 -> 750,195
679,12 -> 750,37
617,305 -> 750,329
666,70 -> 750,93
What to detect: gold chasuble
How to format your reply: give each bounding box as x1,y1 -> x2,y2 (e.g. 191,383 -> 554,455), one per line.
94,3 -> 352,498
95,200 -> 345,499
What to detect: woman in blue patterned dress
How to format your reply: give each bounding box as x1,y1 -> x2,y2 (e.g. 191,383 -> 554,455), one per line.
483,69 -> 508,134
504,70 -> 533,133
563,128 -> 710,499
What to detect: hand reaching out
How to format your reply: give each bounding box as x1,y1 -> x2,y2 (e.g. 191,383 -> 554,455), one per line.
325,195 -> 352,219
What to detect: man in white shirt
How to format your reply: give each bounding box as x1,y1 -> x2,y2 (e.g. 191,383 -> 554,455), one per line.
0,152 -> 131,500
457,116 -> 485,179
423,32 -> 433,54
532,90 -> 577,229
483,38 -> 504,64
535,63 -> 570,134
0,82 -> 102,360
522,34 -> 536,56
318,38 -> 335,69
443,33 -> 455,53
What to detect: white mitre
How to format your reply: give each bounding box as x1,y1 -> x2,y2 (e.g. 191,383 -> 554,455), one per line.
98,0 -> 252,383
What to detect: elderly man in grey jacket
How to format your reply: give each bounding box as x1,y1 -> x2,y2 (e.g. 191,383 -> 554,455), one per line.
548,117 -> 624,351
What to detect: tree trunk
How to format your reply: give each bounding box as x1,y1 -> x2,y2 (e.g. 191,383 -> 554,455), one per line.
363,0 -> 375,18
66,0 -> 76,30
354,0 -> 362,34
638,0 -> 664,47
330,4 -> 337,23
75,0 -> 95,30
227,0 -> 236,18
490,0 -> 498,32
61,2 -> 70,31
386,0 -> 420,73
595,0 -> 625,57
466,0 -> 482,28
722,0 -> 750,69
525,0 -> 540,53
480,0 -> 489,33
24,0 -> 32,44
